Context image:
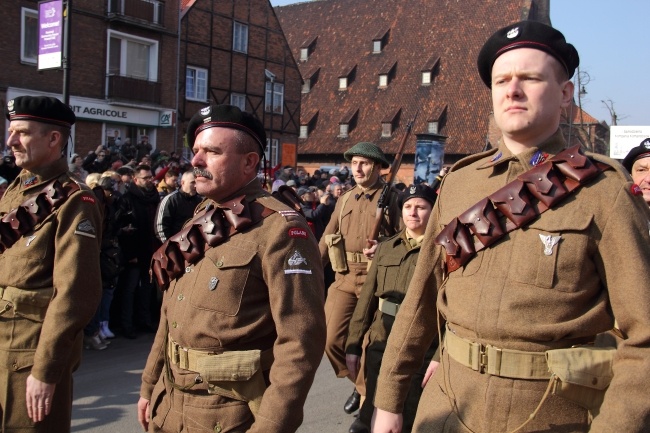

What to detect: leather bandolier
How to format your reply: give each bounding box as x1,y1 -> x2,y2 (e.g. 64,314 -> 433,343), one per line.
150,185 -> 304,291
0,179 -> 80,253
434,145 -> 611,273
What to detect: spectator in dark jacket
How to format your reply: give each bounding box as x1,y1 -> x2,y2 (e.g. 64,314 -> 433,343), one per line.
154,171 -> 202,242
83,145 -> 112,173
298,186 -> 330,241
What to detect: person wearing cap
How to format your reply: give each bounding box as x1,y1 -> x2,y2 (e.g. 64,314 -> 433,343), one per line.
622,138 -> 650,206
0,96 -> 103,431
318,142 -> 401,421
373,21 -> 650,433
298,186 -> 330,240
0,154 -> 22,183
137,105 -> 325,433
345,185 -> 438,433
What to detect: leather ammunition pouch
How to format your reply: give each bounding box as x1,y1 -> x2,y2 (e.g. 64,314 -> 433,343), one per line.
150,196 -> 274,291
0,286 -> 54,322
434,145 -> 611,273
166,336 -> 274,417
0,179 -> 80,253
324,233 -> 348,272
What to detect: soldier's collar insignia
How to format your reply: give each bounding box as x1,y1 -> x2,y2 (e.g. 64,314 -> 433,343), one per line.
24,176 -> 38,187
530,150 -> 549,166
490,152 -> 503,162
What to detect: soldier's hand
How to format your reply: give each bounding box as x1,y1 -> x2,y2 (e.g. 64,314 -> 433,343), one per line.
371,408 -> 403,433
363,240 -> 378,259
421,360 -> 440,388
25,374 -> 55,423
346,354 -> 361,381
137,397 -> 150,431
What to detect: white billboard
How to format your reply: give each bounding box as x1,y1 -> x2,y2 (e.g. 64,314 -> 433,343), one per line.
610,126 -> 650,159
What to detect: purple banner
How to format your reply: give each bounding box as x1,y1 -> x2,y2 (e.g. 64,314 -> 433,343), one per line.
38,0 -> 63,70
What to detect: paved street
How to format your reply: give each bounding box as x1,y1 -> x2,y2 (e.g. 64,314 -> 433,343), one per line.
71,333 -> 356,432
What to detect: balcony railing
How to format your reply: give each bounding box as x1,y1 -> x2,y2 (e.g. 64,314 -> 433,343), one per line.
108,0 -> 165,26
107,75 -> 161,105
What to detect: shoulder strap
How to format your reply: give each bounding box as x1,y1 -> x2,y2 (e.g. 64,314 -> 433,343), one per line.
336,189 -> 354,234
0,179 -> 80,252
434,145 -> 612,273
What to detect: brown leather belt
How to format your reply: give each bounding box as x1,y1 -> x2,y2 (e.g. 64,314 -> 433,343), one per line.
444,325 -> 551,380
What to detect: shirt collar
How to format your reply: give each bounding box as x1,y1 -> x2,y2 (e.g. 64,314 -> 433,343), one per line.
18,158 -> 68,191
477,129 -> 567,170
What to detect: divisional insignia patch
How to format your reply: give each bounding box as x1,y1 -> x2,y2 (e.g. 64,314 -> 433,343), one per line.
209,276 -> 219,291
74,219 -> 96,238
284,250 -> 312,275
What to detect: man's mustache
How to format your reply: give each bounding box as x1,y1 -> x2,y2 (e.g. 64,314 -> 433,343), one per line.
193,168 -> 213,179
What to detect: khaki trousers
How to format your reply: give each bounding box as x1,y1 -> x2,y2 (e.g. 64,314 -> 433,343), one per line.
324,263 -> 367,395
412,351 -> 589,433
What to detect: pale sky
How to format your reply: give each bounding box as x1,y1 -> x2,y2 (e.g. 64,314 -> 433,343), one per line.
270,0 -> 649,127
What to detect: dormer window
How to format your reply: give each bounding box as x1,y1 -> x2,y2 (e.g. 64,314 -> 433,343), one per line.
300,111 -> 319,139
339,65 -> 356,91
339,108 -> 359,138
299,36 -> 318,62
427,104 -> 447,135
421,55 -> 440,86
381,108 -> 401,138
427,121 -> 439,134
372,28 -> 390,54
302,68 -> 320,94
378,61 -> 397,88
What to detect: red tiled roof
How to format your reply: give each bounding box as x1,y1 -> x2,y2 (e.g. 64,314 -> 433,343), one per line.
181,0 -> 197,17
275,0 -> 529,156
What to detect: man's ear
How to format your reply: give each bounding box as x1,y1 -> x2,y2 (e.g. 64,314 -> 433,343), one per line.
560,80 -> 574,109
243,152 -> 261,174
49,130 -> 62,149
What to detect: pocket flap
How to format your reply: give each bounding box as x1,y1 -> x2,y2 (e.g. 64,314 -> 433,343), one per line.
196,350 -> 261,382
325,233 -> 343,247
0,349 -> 35,371
206,248 -> 256,269
546,346 -> 615,391
529,212 -> 593,233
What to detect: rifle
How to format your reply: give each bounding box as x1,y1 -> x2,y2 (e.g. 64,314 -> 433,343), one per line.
366,109 -> 419,248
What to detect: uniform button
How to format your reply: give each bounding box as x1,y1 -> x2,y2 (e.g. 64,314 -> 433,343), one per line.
214,423 -> 222,433
172,321 -> 178,328
12,360 -> 18,371
231,373 -> 239,380
177,294 -> 184,301
185,266 -> 192,273
216,260 -> 223,267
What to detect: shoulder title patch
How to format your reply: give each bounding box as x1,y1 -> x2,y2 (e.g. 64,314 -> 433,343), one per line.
288,228 -> 308,239
82,195 -> 96,204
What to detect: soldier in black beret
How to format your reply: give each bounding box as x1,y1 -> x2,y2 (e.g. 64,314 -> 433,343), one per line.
622,138 -> 650,205
1,95 -> 102,432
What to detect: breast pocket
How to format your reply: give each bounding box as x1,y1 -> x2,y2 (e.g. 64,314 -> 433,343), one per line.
376,254 -> 404,293
508,211 -> 593,291
190,247 -> 257,316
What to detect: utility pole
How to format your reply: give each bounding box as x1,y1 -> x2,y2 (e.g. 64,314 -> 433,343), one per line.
62,0 -> 71,105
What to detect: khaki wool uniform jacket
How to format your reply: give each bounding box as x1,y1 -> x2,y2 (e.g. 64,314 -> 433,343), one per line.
140,180 -> 326,433
375,131 -> 650,432
0,158 -> 103,432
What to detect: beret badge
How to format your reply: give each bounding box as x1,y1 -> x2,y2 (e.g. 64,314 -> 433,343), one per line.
7,100 -> 14,113
506,27 -> 520,39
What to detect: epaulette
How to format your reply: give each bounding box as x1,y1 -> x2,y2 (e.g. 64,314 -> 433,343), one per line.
449,147 -> 500,173
256,195 -> 302,222
588,151 -> 631,182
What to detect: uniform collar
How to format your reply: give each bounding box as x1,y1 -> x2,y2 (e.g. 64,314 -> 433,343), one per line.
352,178 -> 383,200
477,130 -> 567,170
18,158 -> 68,191
216,177 -> 266,206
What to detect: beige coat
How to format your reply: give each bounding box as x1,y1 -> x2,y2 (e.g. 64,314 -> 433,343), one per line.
375,131 -> 650,432
141,180 -> 326,433
0,158 -> 103,432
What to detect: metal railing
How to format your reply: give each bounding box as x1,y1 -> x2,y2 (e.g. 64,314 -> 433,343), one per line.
107,75 -> 161,104
108,0 -> 164,26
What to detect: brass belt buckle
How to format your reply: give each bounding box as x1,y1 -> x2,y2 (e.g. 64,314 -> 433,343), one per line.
478,343 -> 488,374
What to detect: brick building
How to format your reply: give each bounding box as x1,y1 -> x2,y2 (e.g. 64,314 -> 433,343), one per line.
1,0 -> 300,166
275,0 -> 605,184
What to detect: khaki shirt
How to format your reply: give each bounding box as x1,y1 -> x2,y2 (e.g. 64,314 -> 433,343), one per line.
0,158 -> 103,383
375,131 -> 650,431
141,180 -> 326,433
345,230 -> 420,355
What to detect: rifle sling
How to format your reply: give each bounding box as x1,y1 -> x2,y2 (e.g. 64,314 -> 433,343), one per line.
434,145 -> 611,273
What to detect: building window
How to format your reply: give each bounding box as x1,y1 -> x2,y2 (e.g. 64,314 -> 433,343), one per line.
265,82 -> 284,114
302,80 -> 311,94
373,39 -> 382,54
300,125 -> 309,139
339,77 -> 348,90
300,48 -> 309,61
422,71 -> 432,85
265,138 -> 279,166
108,31 -> 159,80
339,124 -> 349,138
379,74 -> 388,88
428,121 -> 439,134
233,22 -> 248,53
186,66 -> 207,101
230,93 -> 246,111
21,8 -> 38,64
382,123 -> 392,137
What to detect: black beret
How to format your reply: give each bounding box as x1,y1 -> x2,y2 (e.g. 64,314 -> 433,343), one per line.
398,184 -> 438,209
622,138 -> 650,173
343,142 -> 391,169
186,104 -> 266,154
477,20 -> 579,87
6,96 -> 75,128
